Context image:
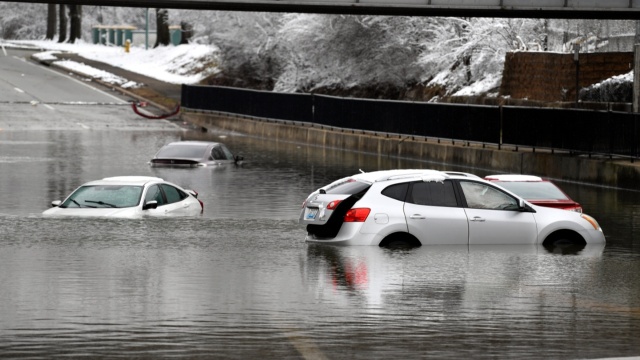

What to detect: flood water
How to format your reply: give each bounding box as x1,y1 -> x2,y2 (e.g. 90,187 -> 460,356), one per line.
1,123 -> 640,359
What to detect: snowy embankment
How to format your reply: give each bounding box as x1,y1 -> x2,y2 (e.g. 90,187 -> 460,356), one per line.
4,39 -> 633,102
580,71 -> 633,102
5,40 -> 219,87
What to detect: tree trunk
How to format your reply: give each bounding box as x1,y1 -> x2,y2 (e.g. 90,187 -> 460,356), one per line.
180,21 -> 192,44
58,4 -> 67,43
46,4 -> 56,40
154,8 -> 170,47
68,5 -> 82,43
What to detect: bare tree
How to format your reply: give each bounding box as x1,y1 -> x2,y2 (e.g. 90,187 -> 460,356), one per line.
57,4 -> 67,43
180,21 -> 193,44
154,8 -> 170,47
68,5 -> 81,43
46,3 -> 56,40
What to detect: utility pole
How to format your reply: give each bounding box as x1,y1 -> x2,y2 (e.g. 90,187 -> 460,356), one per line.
145,8 -> 149,50
573,43 -> 580,107
634,20 -> 640,113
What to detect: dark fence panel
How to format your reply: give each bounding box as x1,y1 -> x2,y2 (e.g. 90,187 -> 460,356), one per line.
181,85 -> 313,122
182,85 -> 640,158
609,112 -> 639,157
314,95 -> 501,144
502,107 -> 640,156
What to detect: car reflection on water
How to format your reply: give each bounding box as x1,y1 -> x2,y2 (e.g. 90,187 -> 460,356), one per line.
303,243 -> 605,309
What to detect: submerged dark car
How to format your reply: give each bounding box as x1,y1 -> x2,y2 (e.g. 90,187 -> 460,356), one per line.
150,141 -> 243,167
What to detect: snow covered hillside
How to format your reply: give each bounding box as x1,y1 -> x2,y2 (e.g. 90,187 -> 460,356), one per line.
1,3 -> 637,101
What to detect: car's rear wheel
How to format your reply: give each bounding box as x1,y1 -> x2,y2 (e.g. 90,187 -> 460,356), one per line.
379,233 -> 421,249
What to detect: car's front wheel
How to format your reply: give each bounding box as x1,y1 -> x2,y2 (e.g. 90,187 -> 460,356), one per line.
543,230 -> 586,247
542,230 -> 587,254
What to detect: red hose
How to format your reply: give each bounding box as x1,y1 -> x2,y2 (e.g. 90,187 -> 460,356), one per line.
131,102 -> 180,119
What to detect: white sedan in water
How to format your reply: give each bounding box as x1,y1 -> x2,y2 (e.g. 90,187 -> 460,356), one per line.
43,176 -> 203,218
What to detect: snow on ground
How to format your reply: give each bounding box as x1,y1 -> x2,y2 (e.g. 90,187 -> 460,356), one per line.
453,73 -> 502,97
589,70 -> 633,90
5,39 -> 219,86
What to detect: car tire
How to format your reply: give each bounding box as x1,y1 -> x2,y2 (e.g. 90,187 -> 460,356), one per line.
542,231 -> 587,254
379,233 -> 421,249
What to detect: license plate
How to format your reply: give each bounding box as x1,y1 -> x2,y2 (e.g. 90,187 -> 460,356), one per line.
305,208 -> 319,220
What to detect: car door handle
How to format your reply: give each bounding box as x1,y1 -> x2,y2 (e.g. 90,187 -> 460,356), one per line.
470,216 -> 485,222
410,214 -> 426,219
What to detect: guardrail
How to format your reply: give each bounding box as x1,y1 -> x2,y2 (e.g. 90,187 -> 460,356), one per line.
181,84 -> 640,160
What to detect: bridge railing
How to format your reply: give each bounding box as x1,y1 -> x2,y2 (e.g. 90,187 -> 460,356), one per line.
181,84 -> 639,159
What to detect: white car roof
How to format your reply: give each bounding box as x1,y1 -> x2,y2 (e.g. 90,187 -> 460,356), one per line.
485,174 -> 544,182
347,169 -> 486,185
348,169 -> 441,183
165,141 -> 220,147
84,176 -> 164,186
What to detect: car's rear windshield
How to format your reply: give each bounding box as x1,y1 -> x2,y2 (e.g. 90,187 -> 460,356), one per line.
494,181 -> 569,200
325,179 -> 371,195
156,144 -> 208,159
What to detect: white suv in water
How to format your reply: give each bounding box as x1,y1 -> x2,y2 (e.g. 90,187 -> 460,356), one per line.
299,169 -> 605,247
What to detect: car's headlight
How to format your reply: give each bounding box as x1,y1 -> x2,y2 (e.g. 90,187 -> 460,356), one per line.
581,214 -> 601,231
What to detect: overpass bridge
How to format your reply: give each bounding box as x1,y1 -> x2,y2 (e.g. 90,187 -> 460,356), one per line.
10,0 -> 640,19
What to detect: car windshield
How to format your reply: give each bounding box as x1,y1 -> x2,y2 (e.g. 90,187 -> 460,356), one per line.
493,181 -> 569,200
61,185 -> 143,208
156,144 -> 209,159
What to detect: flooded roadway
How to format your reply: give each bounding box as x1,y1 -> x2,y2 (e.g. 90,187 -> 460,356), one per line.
1,48 -> 640,359
1,124 -> 639,359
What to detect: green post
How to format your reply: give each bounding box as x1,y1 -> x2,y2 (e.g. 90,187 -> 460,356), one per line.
92,27 -> 99,44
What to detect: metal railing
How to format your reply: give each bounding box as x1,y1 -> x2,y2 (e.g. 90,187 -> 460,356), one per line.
182,84 -> 640,160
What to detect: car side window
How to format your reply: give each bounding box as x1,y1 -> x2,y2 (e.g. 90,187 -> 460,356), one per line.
381,183 -> 409,201
211,145 -> 226,160
407,181 -> 458,207
145,185 -> 165,205
160,184 -> 187,204
221,145 -> 234,160
460,181 -> 518,210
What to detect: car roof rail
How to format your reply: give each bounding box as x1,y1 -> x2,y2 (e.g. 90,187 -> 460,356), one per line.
376,170 -> 449,182
443,171 -> 482,179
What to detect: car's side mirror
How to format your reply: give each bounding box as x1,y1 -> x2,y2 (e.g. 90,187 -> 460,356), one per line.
518,199 -> 535,212
519,199 -> 526,210
143,200 -> 158,210
51,200 -> 62,207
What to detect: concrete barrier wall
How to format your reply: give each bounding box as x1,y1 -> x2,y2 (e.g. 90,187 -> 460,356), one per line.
183,110 -> 640,190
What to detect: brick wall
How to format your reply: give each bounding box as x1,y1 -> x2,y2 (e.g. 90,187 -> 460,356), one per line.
499,51 -> 633,102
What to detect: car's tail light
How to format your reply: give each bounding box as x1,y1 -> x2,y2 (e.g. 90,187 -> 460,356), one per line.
190,190 -> 204,211
344,208 -> 371,222
327,200 -> 342,210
